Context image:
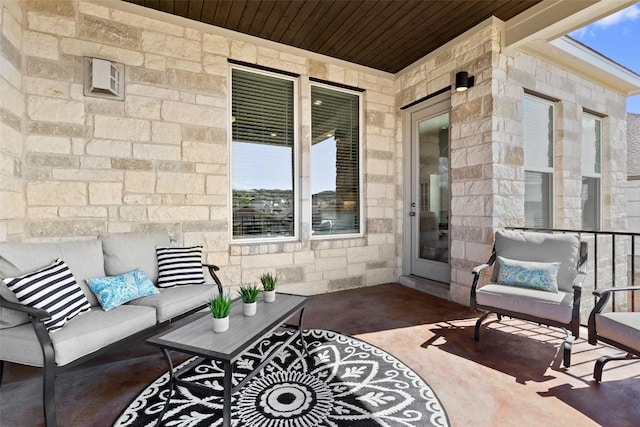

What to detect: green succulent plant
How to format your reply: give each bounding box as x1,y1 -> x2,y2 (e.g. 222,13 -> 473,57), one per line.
238,283 -> 260,303
208,293 -> 232,319
259,272 -> 278,292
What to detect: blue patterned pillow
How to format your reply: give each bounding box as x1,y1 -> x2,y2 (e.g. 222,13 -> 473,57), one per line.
87,270 -> 159,311
497,256 -> 560,293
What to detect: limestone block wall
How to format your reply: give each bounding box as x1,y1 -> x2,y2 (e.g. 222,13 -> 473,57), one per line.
395,19 -> 629,306
0,0 -> 24,241
0,0 -> 399,294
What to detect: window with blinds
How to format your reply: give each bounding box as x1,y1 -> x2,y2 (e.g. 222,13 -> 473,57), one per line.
231,68 -> 296,240
311,84 -> 361,236
523,95 -> 555,228
581,113 -> 602,230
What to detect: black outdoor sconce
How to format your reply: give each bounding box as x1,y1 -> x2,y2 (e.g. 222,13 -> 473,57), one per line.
455,71 -> 475,92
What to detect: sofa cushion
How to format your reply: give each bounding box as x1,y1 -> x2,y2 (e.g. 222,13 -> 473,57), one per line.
491,230 -> 580,293
476,283 -> 574,324
0,304 -> 156,367
497,256 -> 560,293
101,231 -> 170,284
128,284 -> 215,322
4,259 -> 92,332
0,239 -> 104,328
156,246 -> 205,288
596,312 -> 640,353
87,270 -> 159,311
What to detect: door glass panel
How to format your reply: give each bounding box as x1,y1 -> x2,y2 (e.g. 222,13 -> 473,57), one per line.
418,113 -> 449,263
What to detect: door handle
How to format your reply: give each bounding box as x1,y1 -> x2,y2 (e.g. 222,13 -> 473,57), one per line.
409,212 -> 416,216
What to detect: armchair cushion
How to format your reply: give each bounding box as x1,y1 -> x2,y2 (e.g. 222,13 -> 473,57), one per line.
491,230 -> 580,292
476,284 -> 573,324
596,312 -> 640,353
497,256 -> 560,293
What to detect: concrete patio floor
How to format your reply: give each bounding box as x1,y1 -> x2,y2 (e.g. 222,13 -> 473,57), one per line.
1,283 -> 638,426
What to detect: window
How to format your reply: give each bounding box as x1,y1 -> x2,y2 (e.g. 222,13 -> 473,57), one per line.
311,84 -> 361,236
523,95 -> 554,228
581,113 -> 602,230
231,68 -> 297,240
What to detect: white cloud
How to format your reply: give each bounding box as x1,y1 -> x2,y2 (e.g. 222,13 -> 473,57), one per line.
594,4 -> 640,28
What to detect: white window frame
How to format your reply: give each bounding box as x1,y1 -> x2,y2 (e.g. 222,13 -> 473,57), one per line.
309,82 -> 364,240
581,111 -> 602,231
523,94 -> 555,229
229,65 -> 300,243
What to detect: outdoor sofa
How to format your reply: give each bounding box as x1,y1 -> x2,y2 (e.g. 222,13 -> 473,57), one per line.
0,230 -> 223,427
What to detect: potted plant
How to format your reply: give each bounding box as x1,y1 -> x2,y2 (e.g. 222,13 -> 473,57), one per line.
208,293 -> 232,333
238,284 -> 260,316
260,272 -> 278,303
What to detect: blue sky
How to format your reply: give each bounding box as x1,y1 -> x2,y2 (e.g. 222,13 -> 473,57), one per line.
569,3 -> 640,113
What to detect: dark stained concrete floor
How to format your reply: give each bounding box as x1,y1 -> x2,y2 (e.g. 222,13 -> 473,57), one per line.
1,283 -> 638,426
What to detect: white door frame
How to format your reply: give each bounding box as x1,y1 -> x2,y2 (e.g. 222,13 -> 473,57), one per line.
402,91 -> 451,279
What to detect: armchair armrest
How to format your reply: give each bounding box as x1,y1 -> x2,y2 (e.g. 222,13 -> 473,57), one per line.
470,252 -> 496,311
0,294 -> 51,322
203,263 -> 223,296
588,286 -> 640,345
593,286 -> 640,299
572,270 -> 587,290
472,263 -> 491,276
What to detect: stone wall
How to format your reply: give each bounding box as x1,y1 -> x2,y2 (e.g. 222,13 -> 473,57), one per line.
395,19 -> 629,305
0,0 -> 25,241
0,0 -> 399,294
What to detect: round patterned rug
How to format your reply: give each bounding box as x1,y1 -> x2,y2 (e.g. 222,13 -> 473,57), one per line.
114,329 -> 449,427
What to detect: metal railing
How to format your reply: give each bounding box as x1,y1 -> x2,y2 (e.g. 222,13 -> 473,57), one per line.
509,227 -> 639,324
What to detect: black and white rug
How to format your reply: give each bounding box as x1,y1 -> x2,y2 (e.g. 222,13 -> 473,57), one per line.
114,329 -> 449,427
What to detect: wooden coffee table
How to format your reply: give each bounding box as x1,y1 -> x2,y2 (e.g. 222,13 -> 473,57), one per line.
146,293 -> 311,427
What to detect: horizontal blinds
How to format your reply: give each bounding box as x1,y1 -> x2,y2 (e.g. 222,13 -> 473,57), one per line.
311,85 -> 360,234
523,96 -> 554,169
232,69 -> 294,147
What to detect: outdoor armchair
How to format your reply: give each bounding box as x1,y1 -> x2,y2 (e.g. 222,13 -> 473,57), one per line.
470,229 -> 587,367
587,286 -> 640,381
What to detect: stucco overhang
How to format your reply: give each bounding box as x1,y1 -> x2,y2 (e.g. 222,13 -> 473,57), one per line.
505,0 -> 640,95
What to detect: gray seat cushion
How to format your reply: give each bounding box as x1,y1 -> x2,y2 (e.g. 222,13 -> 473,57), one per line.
596,312 -> 640,352
0,305 -> 156,367
0,239 -> 105,328
129,284 -> 215,322
476,283 -> 574,324
100,231 -> 170,284
492,230 -> 580,292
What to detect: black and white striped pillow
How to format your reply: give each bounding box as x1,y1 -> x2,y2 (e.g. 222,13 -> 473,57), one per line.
156,246 -> 205,288
3,259 -> 91,332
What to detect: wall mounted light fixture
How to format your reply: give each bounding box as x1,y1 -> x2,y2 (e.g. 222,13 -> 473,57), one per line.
455,71 -> 474,92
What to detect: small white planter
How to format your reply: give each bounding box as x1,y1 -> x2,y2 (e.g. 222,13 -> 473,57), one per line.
264,290 -> 276,303
213,316 -> 229,333
243,301 -> 257,316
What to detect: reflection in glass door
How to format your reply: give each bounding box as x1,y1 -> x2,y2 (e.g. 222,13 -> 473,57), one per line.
410,99 -> 450,282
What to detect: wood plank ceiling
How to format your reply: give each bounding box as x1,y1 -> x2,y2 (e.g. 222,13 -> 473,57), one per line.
125,0 -> 542,74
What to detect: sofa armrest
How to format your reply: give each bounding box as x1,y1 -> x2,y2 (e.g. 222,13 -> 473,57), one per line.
0,294 -> 51,322
203,263 -> 223,295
